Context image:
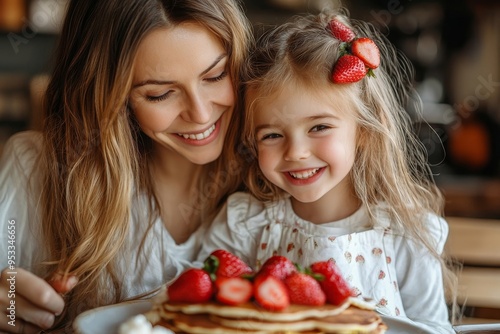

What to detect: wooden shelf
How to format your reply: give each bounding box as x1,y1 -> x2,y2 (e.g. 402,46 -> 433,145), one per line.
438,176 -> 500,219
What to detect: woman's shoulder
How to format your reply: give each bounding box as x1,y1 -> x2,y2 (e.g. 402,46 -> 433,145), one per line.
0,131 -> 43,179
1,131 -> 43,163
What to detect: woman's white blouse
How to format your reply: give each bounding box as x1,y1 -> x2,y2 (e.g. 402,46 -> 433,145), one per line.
198,192 -> 454,333
0,131 -> 204,299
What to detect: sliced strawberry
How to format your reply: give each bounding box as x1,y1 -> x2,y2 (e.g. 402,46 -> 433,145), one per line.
332,55 -> 367,83
215,276 -> 253,306
351,37 -> 380,69
258,255 -> 297,281
310,260 -> 353,305
167,268 -> 214,303
284,272 -> 326,306
204,249 -> 252,279
329,19 -> 356,43
253,274 -> 290,311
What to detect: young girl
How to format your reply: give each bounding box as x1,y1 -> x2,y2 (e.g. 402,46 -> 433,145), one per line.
198,9 -> 456,333
0,0 -> 252,332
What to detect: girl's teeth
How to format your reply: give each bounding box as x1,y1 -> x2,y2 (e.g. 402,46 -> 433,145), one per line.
289,168 -> 320,179
178,124 -> 215,140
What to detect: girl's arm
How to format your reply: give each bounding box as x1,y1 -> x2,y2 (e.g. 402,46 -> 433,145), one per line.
395,215 -> 454,333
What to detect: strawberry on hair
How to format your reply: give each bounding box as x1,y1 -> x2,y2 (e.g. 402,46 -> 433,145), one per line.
329,19 -> 356,43
332,55 -> 368,83
352,37 -> 380,69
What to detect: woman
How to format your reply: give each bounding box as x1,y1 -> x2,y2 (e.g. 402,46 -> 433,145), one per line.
0,0 -> 252,332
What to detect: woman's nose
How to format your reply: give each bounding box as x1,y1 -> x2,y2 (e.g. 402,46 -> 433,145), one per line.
184,90 -> 211,124
284,139 -> 310,161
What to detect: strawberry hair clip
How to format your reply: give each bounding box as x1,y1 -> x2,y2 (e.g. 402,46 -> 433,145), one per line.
328,19 -> 380,83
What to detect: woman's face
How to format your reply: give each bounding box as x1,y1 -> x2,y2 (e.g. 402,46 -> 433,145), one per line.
129,22 -> 235,165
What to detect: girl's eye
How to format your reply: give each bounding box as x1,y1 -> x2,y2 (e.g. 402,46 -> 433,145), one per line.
310,124 -> 331,132
146,91 -> 172,102
206,70 -> 228,83
260,133 -> 282,141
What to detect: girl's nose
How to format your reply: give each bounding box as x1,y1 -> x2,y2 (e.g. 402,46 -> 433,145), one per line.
284,139 -> 310,161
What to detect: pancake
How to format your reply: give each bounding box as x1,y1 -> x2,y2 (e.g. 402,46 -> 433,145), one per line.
148,297 -> 387,334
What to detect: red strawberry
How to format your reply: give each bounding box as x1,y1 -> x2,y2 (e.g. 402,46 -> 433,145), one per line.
351,37 -> 380,69
258,255 -> 297,281
204,249 -> 252,278
167,268 -> 213,303
332,55 -> 367,83
310,260 -> 353,305
214,276 -> 253,306
329,19 -> 355,42
284,272 -> 326,306
253,274 -> 290,311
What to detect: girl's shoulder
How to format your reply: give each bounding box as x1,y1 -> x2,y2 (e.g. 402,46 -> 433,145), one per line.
222,191 -> 285,227
225,191 -> 266,218
372,202 -> 448,251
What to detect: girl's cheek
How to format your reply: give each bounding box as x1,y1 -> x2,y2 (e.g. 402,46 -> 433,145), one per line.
257,148 -> 274,170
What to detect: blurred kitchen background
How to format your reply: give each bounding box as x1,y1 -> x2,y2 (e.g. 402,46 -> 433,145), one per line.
1,0 -> 499,218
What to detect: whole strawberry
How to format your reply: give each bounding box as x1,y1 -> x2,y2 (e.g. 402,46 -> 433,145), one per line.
351,37 -> 380,69
332,55 -> 367,83
204,249 -> 252,279
258,255 -> 297,281
284,272 -> 326,306
167,268 -> 213,303
329,19 -> 355,43
310,260 -> 353,305
253,274 -> 290,311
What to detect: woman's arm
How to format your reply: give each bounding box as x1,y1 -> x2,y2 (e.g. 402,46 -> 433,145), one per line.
0,132 -> 76,333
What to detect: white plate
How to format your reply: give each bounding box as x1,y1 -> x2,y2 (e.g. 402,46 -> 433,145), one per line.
73,300 -> 434,334
73,300 -> 153,334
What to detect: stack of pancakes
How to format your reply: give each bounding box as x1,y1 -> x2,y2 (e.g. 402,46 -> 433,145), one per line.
146,297 -> 387,333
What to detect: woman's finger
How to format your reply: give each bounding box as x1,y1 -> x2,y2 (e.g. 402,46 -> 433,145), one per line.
9,292 -> 57,330
6,267 -> 65,315
0,315 -> 43,334
47,273 -> 78,295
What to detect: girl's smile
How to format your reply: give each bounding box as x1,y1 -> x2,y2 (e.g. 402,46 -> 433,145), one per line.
283,167 -> 326,185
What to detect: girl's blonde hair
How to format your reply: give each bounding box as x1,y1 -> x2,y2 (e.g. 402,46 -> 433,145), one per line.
242,9 -> 457,320
41,0 -> 252,325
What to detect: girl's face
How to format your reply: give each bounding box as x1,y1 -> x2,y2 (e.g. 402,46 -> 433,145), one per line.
129,23 -> 234,165
252,82 -> 358,204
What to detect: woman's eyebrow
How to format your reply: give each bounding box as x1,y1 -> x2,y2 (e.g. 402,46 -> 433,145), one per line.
132,54 -> 227,89
200,54 -> 227,76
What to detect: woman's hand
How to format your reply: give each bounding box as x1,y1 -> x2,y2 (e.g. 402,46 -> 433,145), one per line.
0,267 -> 77,333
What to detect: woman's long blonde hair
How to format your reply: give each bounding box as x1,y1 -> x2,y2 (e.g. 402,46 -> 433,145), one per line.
242,9 -> 458,320
41,0 -> 252,325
